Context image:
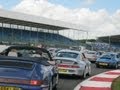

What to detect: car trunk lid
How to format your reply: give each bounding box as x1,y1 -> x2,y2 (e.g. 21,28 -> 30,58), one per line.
55,57 -> 79,68
0,60 -> 35,79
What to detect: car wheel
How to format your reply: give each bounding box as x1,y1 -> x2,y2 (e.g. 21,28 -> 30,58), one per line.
53,85 -> 57,90
82,67 -> 87,79
53,74 -> 59,90
96,65 -> 100,68
49,81 -> 53,90
88,66 -> 91,76
115,63 -> 118,69
56,74 -> 59,85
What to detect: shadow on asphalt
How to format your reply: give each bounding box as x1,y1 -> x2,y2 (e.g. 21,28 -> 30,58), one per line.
59,74 -> 89,80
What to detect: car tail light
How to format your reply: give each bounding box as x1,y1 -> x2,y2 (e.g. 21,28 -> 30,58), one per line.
30,80 -> 43,86
71,65 -> 80,68
58,64 -> 69,68
0,78 -> 44,86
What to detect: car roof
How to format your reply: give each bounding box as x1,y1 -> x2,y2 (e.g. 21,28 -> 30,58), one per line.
87,51 -> 97,53
5,45 -> 48,52
105,52 -> 118,55
58,49 -> 80,54
101,52 -> 119,57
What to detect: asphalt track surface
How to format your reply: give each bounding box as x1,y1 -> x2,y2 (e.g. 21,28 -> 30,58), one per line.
57,63 -> 114,90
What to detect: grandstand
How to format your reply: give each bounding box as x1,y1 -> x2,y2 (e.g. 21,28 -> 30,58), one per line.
98,35 -> 120,47
98,35 -> 120,44
88,35 -> 120,51
0,27 -> 75,46
0,9 -> 84,46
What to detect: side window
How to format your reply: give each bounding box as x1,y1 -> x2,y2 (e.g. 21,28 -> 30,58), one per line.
116,54 -> 120,60
116,55 -> 119,58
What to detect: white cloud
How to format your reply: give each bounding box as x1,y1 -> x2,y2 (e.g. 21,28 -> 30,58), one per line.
12,0 -> 120,39
84,0 -> 96,5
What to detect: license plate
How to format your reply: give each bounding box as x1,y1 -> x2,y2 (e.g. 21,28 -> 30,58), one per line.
58,69 -> 67,73
0,86 -> 21,90
99,63 -> 108,66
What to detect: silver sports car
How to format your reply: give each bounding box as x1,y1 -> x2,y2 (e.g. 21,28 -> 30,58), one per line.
54,49 -> 91,78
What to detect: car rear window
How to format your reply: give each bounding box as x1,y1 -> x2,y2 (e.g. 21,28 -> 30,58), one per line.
0,60 -> 34,69
56,52 -> 78,59
87,52 -> 96,54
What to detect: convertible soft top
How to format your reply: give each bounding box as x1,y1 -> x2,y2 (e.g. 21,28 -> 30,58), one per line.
0,55 -> 50,66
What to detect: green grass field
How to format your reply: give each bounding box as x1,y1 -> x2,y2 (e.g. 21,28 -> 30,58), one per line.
112,76 -> 120,90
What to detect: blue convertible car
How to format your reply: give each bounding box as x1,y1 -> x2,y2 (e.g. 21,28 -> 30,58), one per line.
0,46 -> 58,90
96,52 -> 120,69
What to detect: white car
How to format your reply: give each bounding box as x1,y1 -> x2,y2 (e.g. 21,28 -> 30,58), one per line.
84,51 -> 98,62
54,49 -> 91,78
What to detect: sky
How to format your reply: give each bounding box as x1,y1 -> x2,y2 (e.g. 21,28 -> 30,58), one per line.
0,0 -> 120,12
49,0 -> 120,13
0,0 -> 120,39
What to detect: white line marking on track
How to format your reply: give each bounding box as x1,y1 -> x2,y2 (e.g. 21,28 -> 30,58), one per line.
80,81 -> 112,88
74,70 -> 120,90
95,73 -> 119,78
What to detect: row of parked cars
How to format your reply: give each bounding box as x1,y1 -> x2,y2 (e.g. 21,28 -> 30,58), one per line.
0,45 -> 119,90
84,50 -> 120,69
48,47 -> 120,70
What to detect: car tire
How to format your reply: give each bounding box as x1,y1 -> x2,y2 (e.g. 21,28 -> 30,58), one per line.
96,65 -> 100,68
53,74 -> 59,90
49,81 -> 53,90
115,63 -> 118,69
53,85 -> 57,90
82,67 -> 87,79
88,66 -> 91,76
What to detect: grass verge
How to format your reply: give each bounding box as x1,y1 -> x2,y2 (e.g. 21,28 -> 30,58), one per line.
112,76 -> 120,90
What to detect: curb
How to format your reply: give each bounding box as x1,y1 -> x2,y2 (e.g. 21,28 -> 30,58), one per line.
74,70 -> 120,90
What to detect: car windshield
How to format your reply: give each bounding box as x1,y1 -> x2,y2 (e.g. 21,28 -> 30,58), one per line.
56,52 -> 78,59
